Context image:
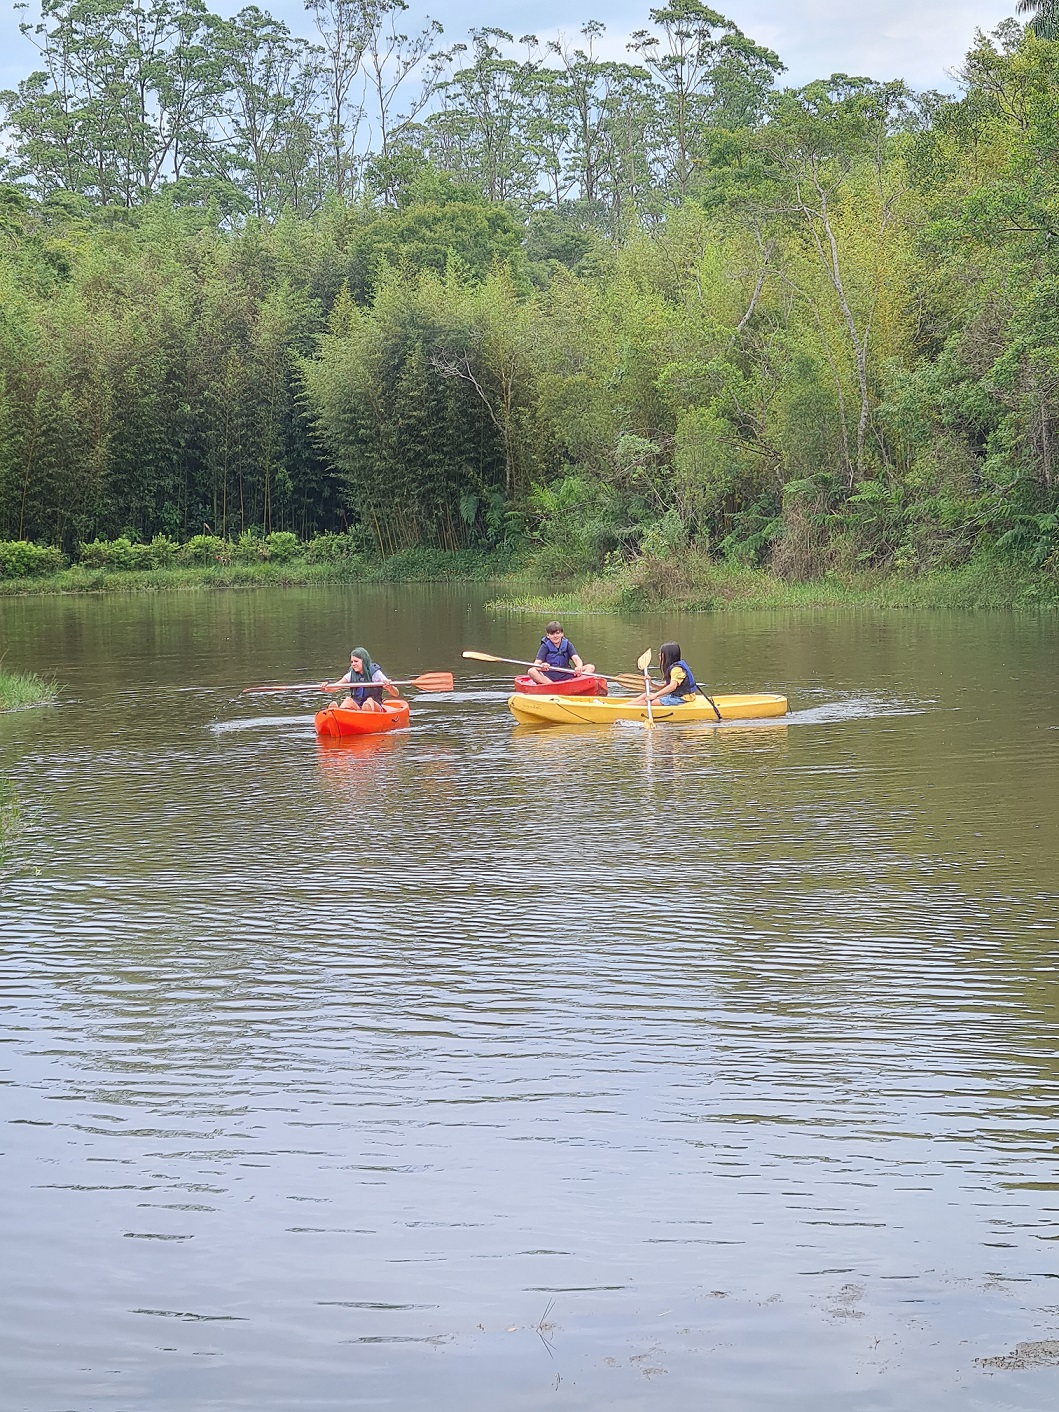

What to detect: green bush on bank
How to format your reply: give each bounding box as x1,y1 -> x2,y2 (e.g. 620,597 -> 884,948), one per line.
0,531 -> 369,578
78,535 -> 179,570
0,541 -> 67,577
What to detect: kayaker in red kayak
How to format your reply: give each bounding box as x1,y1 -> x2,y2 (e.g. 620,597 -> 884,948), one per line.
527,622 -> 596,686
325,647 -> 400,712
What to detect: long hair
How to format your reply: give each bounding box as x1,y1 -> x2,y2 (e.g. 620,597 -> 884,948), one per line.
659,642 -> 681,678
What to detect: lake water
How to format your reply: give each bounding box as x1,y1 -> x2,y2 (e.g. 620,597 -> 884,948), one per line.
1,586 -> 1058,1410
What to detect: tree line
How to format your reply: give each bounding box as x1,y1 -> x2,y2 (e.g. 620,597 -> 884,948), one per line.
1,4 -> 1058,578
1,0 -> 781,221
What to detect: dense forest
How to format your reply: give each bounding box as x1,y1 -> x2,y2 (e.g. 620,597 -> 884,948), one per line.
1,0 -> 1058,579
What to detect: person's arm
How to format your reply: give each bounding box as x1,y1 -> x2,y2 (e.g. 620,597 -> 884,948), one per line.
372,666 -> 400,697
321,668 -> 351,690
631,667 -> 682,705
570,651 -> 586,674
649,665 -> 686,703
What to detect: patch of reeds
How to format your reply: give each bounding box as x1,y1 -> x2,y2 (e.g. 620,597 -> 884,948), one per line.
488,555 -> 1059,615
0,669 -> 58,711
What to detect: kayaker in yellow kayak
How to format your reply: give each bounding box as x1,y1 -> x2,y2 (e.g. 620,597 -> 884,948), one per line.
325,647 -> 400,712
527,622 -> 596,686
631,642 -> 700,707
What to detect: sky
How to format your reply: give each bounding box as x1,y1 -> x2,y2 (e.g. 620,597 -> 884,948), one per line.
0,0 -> 1017,102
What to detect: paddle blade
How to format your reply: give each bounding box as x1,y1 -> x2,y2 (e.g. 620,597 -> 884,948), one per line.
462,649 -> 501,662
409,672 -> 453,692
636,649 -> 652,671
614,673 -> 656,692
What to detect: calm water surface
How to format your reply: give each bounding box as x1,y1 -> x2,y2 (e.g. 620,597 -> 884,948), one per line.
1,587 -> 1058,1410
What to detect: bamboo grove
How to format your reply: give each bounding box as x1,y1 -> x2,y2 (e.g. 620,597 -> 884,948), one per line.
1,1 -> 1058,576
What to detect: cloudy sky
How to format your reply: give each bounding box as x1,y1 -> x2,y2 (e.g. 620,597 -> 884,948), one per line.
0,0 -> 1016,103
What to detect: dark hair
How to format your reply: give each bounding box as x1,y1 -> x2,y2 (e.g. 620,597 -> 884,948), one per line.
545,621 -> 563,634
659,642 -> 681,676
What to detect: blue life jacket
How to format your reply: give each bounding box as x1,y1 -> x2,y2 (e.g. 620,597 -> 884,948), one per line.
350,675 -> 383,705
537,635 -> 576,672
668,659 -> 698,698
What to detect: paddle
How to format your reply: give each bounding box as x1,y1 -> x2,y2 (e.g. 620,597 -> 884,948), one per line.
614,668 -> 723,720
462,649 -> 622,687
638,649 -> 655,729
243,671 -> 454,695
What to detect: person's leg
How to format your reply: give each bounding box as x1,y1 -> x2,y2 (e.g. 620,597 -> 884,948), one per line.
340,696 -> 359,710
528,666 -> 551,685
581,662 -> 596,675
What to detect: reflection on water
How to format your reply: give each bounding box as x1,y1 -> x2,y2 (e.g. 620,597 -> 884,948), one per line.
1,587 -> 1058,1411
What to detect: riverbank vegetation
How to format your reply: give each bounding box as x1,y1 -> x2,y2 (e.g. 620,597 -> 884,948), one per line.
0,668 -> 57,710
1,2 -> 1058,606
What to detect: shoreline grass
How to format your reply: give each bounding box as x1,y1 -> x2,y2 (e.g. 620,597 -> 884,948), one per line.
0,669 -> 59,711
0,547 -> 522,597
1,545 -> 1056,612
488,555 -> 1059,615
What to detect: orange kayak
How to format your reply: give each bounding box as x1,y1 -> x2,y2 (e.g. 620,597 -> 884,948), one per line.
314,699 -> 410,738
513,673 -> 608,696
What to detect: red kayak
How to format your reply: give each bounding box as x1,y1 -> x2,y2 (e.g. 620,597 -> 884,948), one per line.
314,699 -> 410,738
513,673 -> 608,696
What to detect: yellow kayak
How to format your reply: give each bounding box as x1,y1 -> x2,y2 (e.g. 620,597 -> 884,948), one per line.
507,691 -> 788,726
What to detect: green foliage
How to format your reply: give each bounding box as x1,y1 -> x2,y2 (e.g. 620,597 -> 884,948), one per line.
176,534 -> 231,566
349,178 -> 527,295
304,528 -> 370,561
1,10 -> 1059,597
526,473 -> 650,577
0,668 -> 57,708
264,531 -> 302,562
0,540 -> 66,576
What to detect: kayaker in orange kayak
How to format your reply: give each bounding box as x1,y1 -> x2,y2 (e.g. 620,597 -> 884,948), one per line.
325,647 -> 400,712
527,622 -> 596,686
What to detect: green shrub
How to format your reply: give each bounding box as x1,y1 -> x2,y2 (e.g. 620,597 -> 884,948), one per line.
177,534 -> 231,566
264,531 -> 301,563
305,530 -> 369,562
0,540 -> 66,577
79,537 -> 128,569
77,535 -> 182,570
147,534 -> 178,567
233,531 -> 266,563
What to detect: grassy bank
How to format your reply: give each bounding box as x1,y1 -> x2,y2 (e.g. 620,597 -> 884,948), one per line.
0,669 -> 58,711
2,541 -> 1057,611
0,546 -> 523,596
489,554 -> 1059,615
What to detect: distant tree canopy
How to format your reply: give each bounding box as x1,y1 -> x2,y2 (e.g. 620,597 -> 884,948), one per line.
0,6 -> 1058,577
0,0 -> 781,222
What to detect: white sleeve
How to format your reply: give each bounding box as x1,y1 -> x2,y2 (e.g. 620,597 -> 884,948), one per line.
371,666 -> 387,683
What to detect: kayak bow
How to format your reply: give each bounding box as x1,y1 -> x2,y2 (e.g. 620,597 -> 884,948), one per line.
512,673 -> 608,696
314,699 -> 411,738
